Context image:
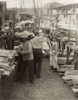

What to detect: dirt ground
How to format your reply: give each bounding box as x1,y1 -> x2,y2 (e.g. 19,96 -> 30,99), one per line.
0,58 -> 78,100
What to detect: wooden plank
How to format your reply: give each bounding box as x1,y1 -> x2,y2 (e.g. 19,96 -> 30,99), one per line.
2,71 -> 11,76
60,65 -> 74,68
57,57 -> 73,65
72,87 -> 78,93
62,75 -> 78,81
0,63 -> 15,71
57,57 -> 66,64
59,68 -> 74,72
65,70 -> 78,76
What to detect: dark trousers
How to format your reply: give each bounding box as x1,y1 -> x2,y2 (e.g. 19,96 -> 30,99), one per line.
16,53 -> 23,77
7,42 -> 14,50
33,49 -> 43,77
34,62 -> 42,77
19,60 -> 34,82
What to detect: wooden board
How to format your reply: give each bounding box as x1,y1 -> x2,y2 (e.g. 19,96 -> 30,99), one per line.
0,63 -> 15,71
60,65 -> 74,68
65,70 -> 78,76
0,69 -> 5,75
57,57 -> 73,65
59,68 -> 74,72
0,56 -> 8,63
62,75 -> 78,81
2,71 -> 11,76
0,49 -> 16,59
72,87 -> 78,93
57,57 -> 66,64
59,72 -> 64,76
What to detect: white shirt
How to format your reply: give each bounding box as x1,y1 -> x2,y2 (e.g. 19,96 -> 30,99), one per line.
31,36 -> 43,49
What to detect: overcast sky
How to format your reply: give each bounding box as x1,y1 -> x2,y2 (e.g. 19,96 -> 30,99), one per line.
1,0 -> 78,8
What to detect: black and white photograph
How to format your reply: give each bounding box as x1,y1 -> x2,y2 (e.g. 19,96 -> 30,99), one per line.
0,0 -> 78,100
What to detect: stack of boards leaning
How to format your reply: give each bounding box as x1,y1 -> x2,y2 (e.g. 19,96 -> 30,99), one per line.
0,49 -> 16,77
62,70 -> 78,96
57,57 -> 74,75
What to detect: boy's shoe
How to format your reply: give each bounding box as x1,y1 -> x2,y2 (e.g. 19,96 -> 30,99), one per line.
49,66 -> 53,70
30,80 -> 34,84
37,75 -> 40,79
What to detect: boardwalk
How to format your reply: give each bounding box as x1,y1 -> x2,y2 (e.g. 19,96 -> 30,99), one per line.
0,58 -> 78,100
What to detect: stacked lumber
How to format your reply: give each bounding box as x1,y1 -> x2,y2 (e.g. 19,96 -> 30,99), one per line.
65,70 -> 78,76
57,57 -> 73,65
57,57 -> 66,65
59,65 -> 74,72
62,70 -> 78,82
0,49 -> 16,59
0,49 -> 16,76
63,74 -> 78,86
62,70 -> 78,95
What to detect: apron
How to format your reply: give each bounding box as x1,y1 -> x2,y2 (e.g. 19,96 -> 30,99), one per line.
49,42 -> 58,69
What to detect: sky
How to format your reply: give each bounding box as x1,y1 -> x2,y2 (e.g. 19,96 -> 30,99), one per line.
1,0 -> 78,8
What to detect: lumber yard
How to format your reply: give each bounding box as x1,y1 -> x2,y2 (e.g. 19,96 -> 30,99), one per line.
0,0 -> 78,100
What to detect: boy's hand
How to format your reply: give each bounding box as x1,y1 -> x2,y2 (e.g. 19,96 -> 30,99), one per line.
17,51 -> 22,54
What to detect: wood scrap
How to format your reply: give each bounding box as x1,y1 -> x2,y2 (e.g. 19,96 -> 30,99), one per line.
72,87 -> 78,93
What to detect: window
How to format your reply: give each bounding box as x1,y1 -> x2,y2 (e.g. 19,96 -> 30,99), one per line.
0,5 -> 3,12
64,15 -> 66,18
73,8 -> 75,13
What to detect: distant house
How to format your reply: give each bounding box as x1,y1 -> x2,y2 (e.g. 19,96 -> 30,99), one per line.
43,2 -> 63,16
53,3 -> 78,14
40,2 -> 63,29
52,3 -> 78,26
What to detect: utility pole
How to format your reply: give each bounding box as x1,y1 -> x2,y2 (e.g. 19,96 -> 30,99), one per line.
33,0 -> 36,15
33,0 -> 37,30
37,0 -> 43,31
37,0 -> 40,30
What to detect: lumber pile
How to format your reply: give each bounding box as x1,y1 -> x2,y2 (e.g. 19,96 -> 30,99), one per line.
57,57 -> 73,65
57,57 -> 66,65
59,65 -> 74,73
57,21 -> 78,97
62,70 -> 78,95
0,49 -> 16,76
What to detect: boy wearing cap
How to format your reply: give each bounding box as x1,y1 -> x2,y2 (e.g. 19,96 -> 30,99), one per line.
17,35 -> 34,83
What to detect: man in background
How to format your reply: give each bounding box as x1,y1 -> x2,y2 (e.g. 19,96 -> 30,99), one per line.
6,22 -> 15,50
31,30 -> 43,78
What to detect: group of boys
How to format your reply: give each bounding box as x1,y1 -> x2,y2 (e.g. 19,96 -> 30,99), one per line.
15,30 -> 43,84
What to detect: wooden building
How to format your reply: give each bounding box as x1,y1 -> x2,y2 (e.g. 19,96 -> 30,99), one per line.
0,2 -> 6,29
51,3 -> 78,28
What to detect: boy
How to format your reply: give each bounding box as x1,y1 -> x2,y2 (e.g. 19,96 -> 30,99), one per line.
17,34 -> 34,83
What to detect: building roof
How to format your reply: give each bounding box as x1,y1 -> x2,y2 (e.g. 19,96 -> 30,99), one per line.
53,3 -> 78,9
50,2 -> 64,8
44,2 -> 64,9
